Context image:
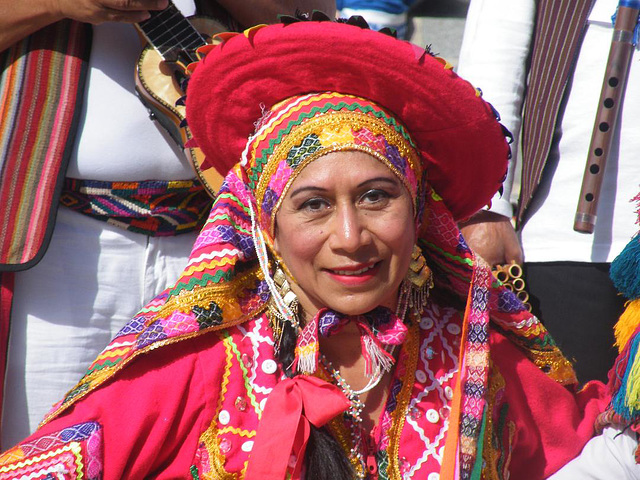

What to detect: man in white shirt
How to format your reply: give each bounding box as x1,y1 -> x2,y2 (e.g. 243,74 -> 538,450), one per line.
457,0 -> 638,384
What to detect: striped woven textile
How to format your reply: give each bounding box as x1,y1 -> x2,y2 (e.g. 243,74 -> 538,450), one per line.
0,20 -> 91,271
60,178 -> 213,236
516,0 -> 595,223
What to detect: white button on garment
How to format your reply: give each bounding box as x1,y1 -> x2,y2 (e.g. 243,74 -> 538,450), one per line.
446,323 -> 461,335
444,386 -> 454,401
426,409 -> 440,424
262,359 -> 277,374
415,369 -> 427,383
428,473 -> 440,480
219,410 -> 230,425
242,441 -> 254,452
420,317 -> 434,330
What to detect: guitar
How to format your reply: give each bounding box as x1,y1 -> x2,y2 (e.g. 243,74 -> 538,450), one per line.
134,1 -> 226,196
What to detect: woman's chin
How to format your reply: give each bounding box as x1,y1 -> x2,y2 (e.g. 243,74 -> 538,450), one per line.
320,295 -> 396,317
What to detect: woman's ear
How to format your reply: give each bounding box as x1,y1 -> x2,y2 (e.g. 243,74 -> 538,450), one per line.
272,223 -> 281,257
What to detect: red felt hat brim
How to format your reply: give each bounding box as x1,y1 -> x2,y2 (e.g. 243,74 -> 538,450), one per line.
186,21 -> 509,221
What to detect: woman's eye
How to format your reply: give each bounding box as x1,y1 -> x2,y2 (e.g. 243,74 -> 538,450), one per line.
300,198 -> 329,212
360,189 -> 389,205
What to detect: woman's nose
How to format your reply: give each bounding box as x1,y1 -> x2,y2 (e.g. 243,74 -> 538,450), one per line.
328,204 -> 372,252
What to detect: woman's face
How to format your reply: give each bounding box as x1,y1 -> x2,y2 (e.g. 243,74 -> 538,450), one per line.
273,150 -> 416,317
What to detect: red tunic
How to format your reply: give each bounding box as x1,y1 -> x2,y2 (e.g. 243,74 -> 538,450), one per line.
0,298 -> 608,479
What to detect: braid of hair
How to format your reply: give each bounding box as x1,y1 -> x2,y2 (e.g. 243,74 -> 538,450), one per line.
273,319 -> 354,480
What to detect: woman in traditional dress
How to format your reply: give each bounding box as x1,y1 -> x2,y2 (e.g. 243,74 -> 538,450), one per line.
0,16 -> 608,480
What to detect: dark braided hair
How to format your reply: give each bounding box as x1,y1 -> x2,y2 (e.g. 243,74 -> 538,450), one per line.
274,321 -> 355,480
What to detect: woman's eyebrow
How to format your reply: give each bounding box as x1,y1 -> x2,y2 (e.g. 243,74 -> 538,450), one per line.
288,185 -> 328,199
357,176 -> 400,188
289,176 -> 400,198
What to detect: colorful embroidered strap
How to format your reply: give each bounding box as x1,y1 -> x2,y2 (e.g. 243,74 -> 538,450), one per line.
0,20 -> 91,270
60,178 -> 213,236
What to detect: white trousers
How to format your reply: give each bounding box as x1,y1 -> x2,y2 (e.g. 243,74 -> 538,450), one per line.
1,207 -> 197,448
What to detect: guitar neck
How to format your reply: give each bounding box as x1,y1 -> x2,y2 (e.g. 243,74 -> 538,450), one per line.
137,1 -> 207,63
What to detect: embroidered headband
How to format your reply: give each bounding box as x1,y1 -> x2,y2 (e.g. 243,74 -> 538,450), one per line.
242,92 -> 423,240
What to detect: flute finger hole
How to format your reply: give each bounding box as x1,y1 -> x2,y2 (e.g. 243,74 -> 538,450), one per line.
608,77 -> 619,87
594,148 -> 603,157
585,193 -> 594,202
599,122 -> 609,132
590,164 -> 600,174
604,98 -> 614,108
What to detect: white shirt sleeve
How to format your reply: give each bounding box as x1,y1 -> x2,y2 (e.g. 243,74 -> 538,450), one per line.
548,426 -> 640,479
456,0 -> 537,218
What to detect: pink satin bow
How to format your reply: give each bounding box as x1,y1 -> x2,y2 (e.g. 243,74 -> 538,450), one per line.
245,375 -> 350,479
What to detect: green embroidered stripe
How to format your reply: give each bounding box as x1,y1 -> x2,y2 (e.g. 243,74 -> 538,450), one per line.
220,330 -> 262,419
207,213 -> 251,235
190,465 -> 200,480
423,241 -> 474,267
169,269 -> 234,296
84,358 -> 121,375
470,406 -> 488,480
495,403 -> 509,478
206,192 -> 252,217
377,450 -> 390,480
136,303 -> 165,314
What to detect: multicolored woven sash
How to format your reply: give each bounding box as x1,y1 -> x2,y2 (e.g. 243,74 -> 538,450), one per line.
0,20 -> 91,271
60,178 -> 213,236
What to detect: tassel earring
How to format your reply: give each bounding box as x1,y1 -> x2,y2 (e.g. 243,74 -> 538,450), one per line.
268,265 -> 300,350
398,244 -> 434,319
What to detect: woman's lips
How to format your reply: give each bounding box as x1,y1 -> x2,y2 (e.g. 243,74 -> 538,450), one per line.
324,262 -> 381,285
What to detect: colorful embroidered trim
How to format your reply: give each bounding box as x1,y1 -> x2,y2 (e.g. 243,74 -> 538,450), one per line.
243,92 -> 423,240
0,20 -> 91,269
60,178 -> 213,236
0,421 -> 103,479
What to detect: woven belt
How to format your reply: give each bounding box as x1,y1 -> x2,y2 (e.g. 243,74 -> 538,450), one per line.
60,178 -> 213,236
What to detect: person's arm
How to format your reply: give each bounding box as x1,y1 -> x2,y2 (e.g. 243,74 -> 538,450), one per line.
215,0 -> 336,26
0,0 -> 168,53
456,0 -> 535,266
459,210 -> 523,266
547,426 -> 640,479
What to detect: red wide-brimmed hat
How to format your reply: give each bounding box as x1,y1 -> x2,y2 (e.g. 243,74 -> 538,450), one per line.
186,19 -> 509,221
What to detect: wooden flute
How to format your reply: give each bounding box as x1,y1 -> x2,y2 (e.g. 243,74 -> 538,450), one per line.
574,1 -> 640,233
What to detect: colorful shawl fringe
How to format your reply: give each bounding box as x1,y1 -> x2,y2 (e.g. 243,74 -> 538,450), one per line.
0,20 -> 91,271
60,178 -> 213,236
